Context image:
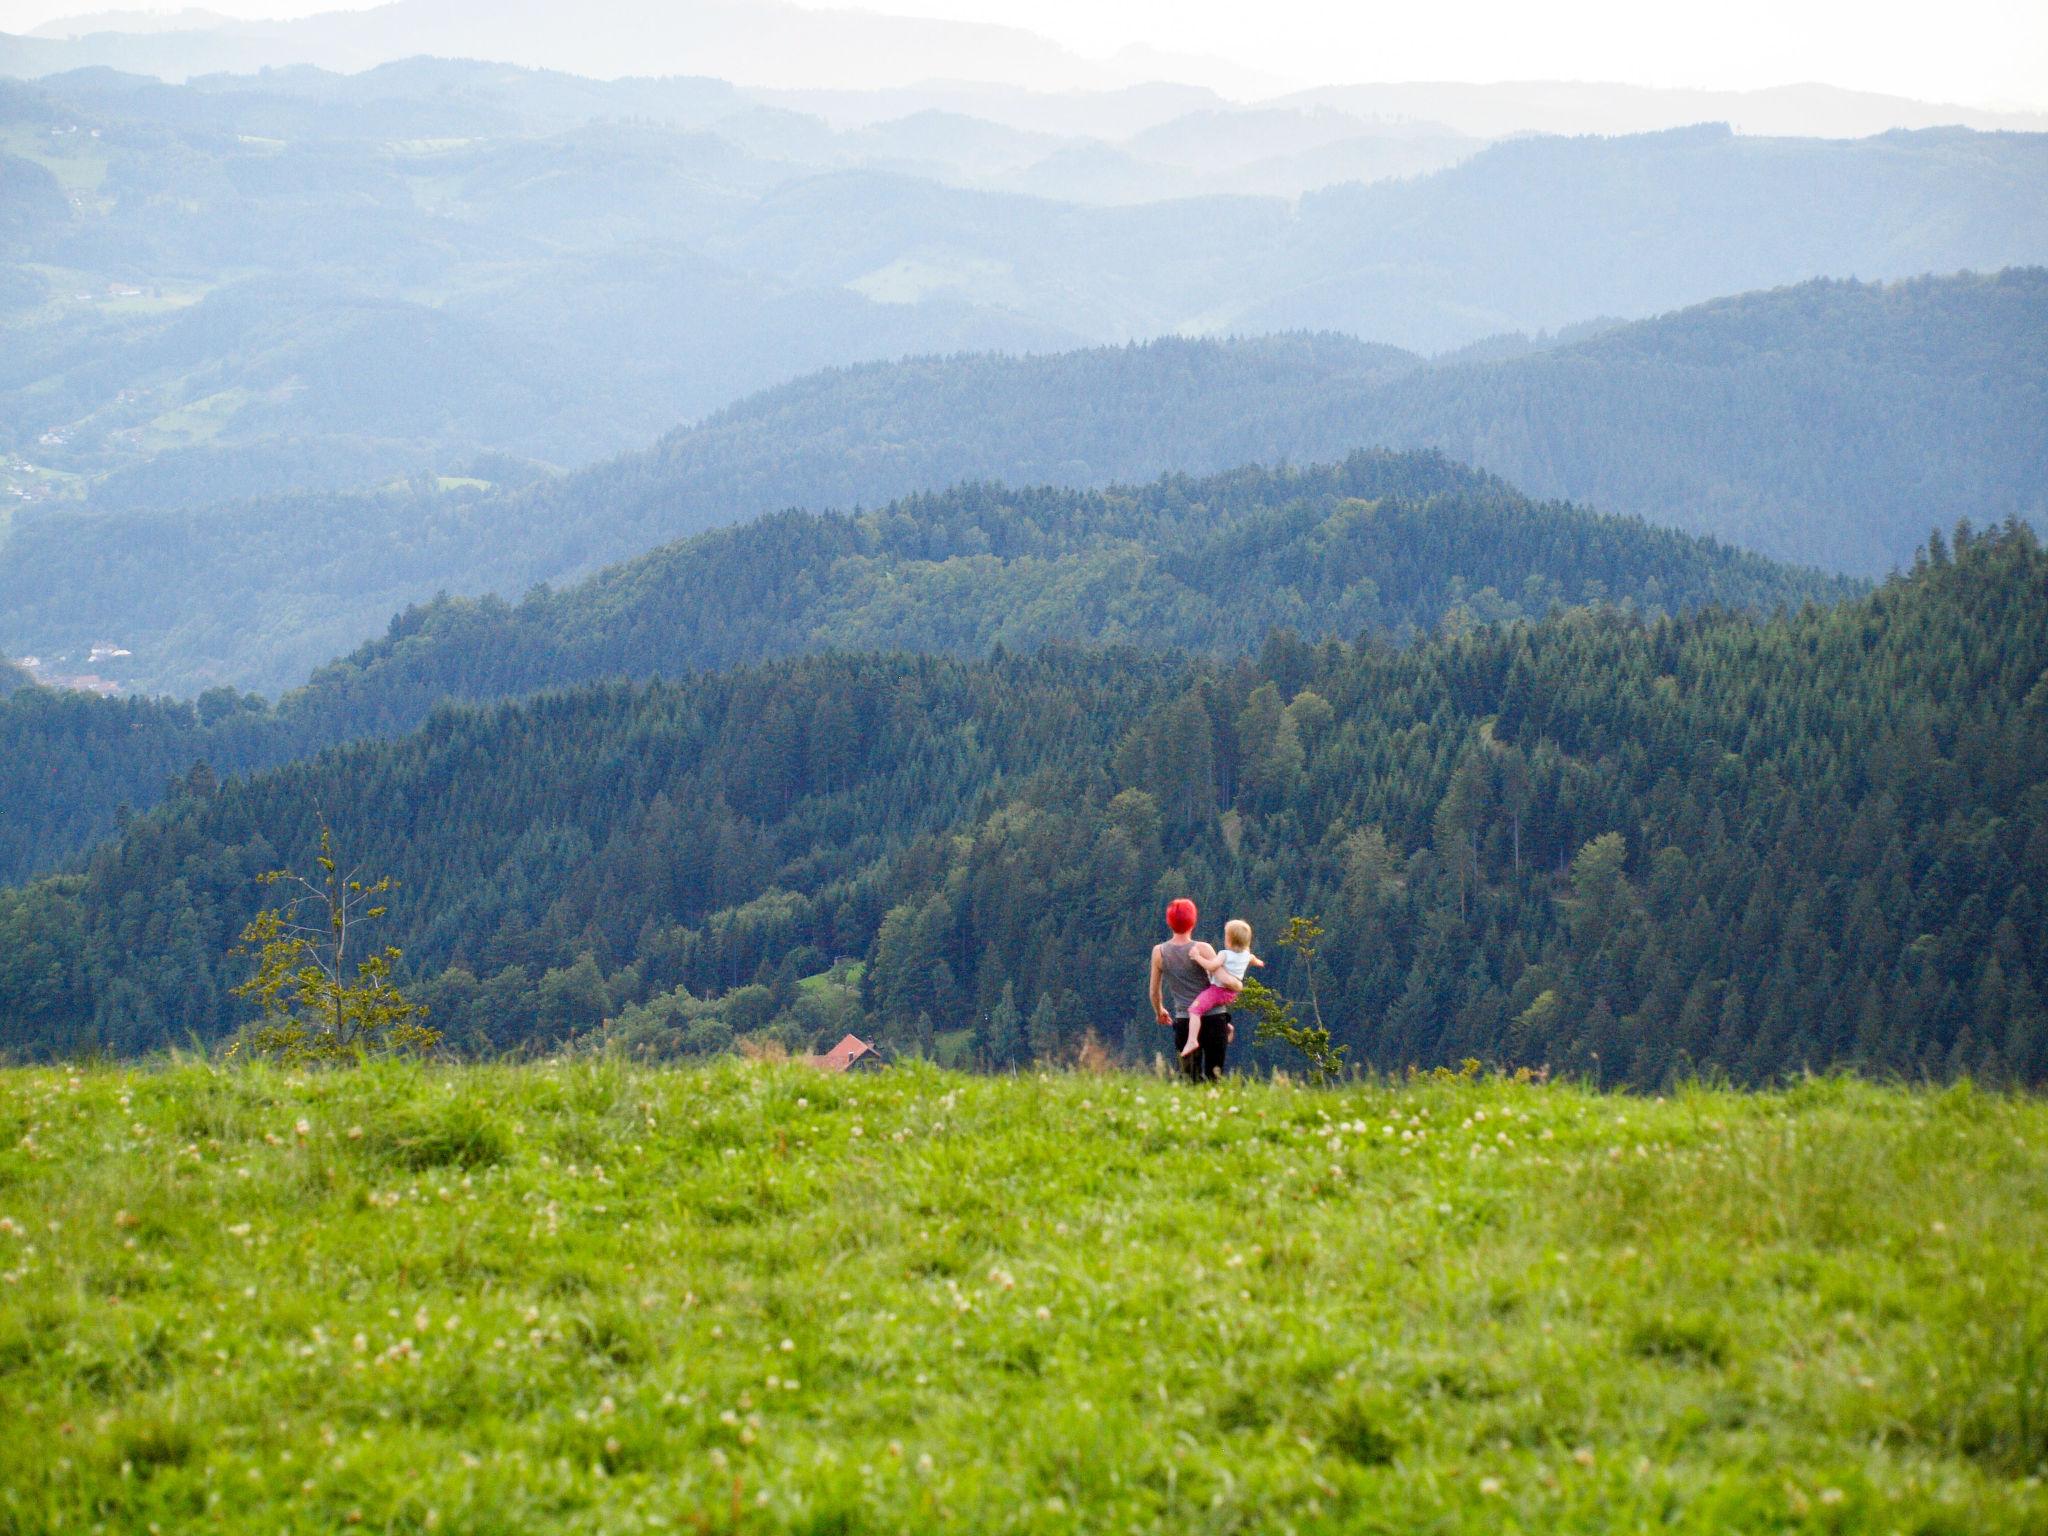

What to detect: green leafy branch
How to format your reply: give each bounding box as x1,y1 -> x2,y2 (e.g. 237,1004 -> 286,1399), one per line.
228,821 -> 437,1063
1238,915 -> 1349,1085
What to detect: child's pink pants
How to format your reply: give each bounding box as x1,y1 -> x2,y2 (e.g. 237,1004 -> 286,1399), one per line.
1188,984 -> 1234,1017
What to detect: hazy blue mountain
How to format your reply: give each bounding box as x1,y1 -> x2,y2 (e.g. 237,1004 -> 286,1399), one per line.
1219,125 -> 2048,345
0,334 -> 1417,693
2,271 -> 2030,696
752,80 -> 1229,139
1277,80 -> 2048,140
5,62 -> 2045,517
1351,270 -> 2048,569
4,0 -> 1129,93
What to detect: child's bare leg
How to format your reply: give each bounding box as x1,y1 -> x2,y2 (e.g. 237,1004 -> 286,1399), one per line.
1180,1008 -> 1203,1057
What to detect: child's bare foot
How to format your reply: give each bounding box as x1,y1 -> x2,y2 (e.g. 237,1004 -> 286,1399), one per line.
1226,1022 -> 1236,1044
1180,1020 -> 1202,1058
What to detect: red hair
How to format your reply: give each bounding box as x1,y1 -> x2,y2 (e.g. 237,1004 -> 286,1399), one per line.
1165,898 -> 1197,935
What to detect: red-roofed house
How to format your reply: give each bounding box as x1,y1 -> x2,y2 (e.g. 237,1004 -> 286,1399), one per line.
809,1034 -> 885,1073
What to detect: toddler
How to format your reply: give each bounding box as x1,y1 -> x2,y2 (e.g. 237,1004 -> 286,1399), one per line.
1181,919 -> 1262,1058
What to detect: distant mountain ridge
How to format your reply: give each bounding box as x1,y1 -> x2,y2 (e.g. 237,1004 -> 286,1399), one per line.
1,271 -> 2034,697
5,0 -> 1184,93
4,61 -> 2044,532
9,10 -> 2047,138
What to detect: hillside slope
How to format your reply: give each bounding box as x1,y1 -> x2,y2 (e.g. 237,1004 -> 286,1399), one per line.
1,523 -> 2036,1086
290,452 -> 1849,741
3,1060 -> 2042,1533
5,272 -> 2036,696
0,452 -> 1854,885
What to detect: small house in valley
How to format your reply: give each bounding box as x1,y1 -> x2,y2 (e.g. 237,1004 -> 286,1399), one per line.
809,1034 -> 885,1073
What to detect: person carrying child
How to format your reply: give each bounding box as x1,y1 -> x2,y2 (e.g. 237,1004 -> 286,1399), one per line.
1148,898 -> 1245,1082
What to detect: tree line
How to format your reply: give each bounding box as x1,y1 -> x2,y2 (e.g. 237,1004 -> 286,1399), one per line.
1,520 -> 2040,1086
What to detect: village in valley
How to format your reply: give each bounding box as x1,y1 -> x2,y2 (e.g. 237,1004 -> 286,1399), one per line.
8,642 -> 131,696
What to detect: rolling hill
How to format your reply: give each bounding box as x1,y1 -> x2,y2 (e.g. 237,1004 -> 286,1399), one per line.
2,56 -> 2043,524
3,271 -> 2034,697
0,450 -> 1856,884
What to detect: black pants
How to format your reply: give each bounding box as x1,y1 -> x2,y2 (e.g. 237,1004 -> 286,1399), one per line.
1173,1012 -> 1230,1082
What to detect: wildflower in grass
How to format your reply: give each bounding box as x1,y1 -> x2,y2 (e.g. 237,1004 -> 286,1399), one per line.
295,1118 -> 311,1138
1480,1477 -> 1504,1495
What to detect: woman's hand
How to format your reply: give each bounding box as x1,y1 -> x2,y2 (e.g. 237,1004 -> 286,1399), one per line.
1157,1007 -> 1172,1028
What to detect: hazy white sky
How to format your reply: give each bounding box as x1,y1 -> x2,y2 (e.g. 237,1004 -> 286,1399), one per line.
5,0 -> 2045,108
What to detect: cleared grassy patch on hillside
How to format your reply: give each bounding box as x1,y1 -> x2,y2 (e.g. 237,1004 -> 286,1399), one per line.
0,1061 -> 2042,1533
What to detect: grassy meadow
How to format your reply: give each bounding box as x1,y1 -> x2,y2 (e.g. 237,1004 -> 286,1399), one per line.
0,1058 -> 2043,1534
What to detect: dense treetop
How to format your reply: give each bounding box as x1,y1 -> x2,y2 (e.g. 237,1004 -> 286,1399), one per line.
3,520 -> 2038,1087
0,451 -> 1852,886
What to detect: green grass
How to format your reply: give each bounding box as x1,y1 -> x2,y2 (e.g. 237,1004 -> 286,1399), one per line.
0,127 -> 111,197
136,386 -> 260,450
1,1060 -> 2043,1534
796,962 -> 864,997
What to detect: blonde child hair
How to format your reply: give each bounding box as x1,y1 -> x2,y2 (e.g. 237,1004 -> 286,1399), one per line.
1224,919 -> 1252,949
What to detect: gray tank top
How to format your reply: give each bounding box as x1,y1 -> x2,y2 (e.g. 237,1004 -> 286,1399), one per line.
1158,939 -> 1215,1017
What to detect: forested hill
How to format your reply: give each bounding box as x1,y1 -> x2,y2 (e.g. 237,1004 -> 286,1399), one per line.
3,271 -> 2037,697
0,452 -> 1854,886
290,453 -> 1852,739
486,269 -> 2048,582
2,522 -> 2040,1087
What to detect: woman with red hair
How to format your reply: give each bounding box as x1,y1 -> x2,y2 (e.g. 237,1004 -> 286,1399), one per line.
1148,897 -> 1241,1081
